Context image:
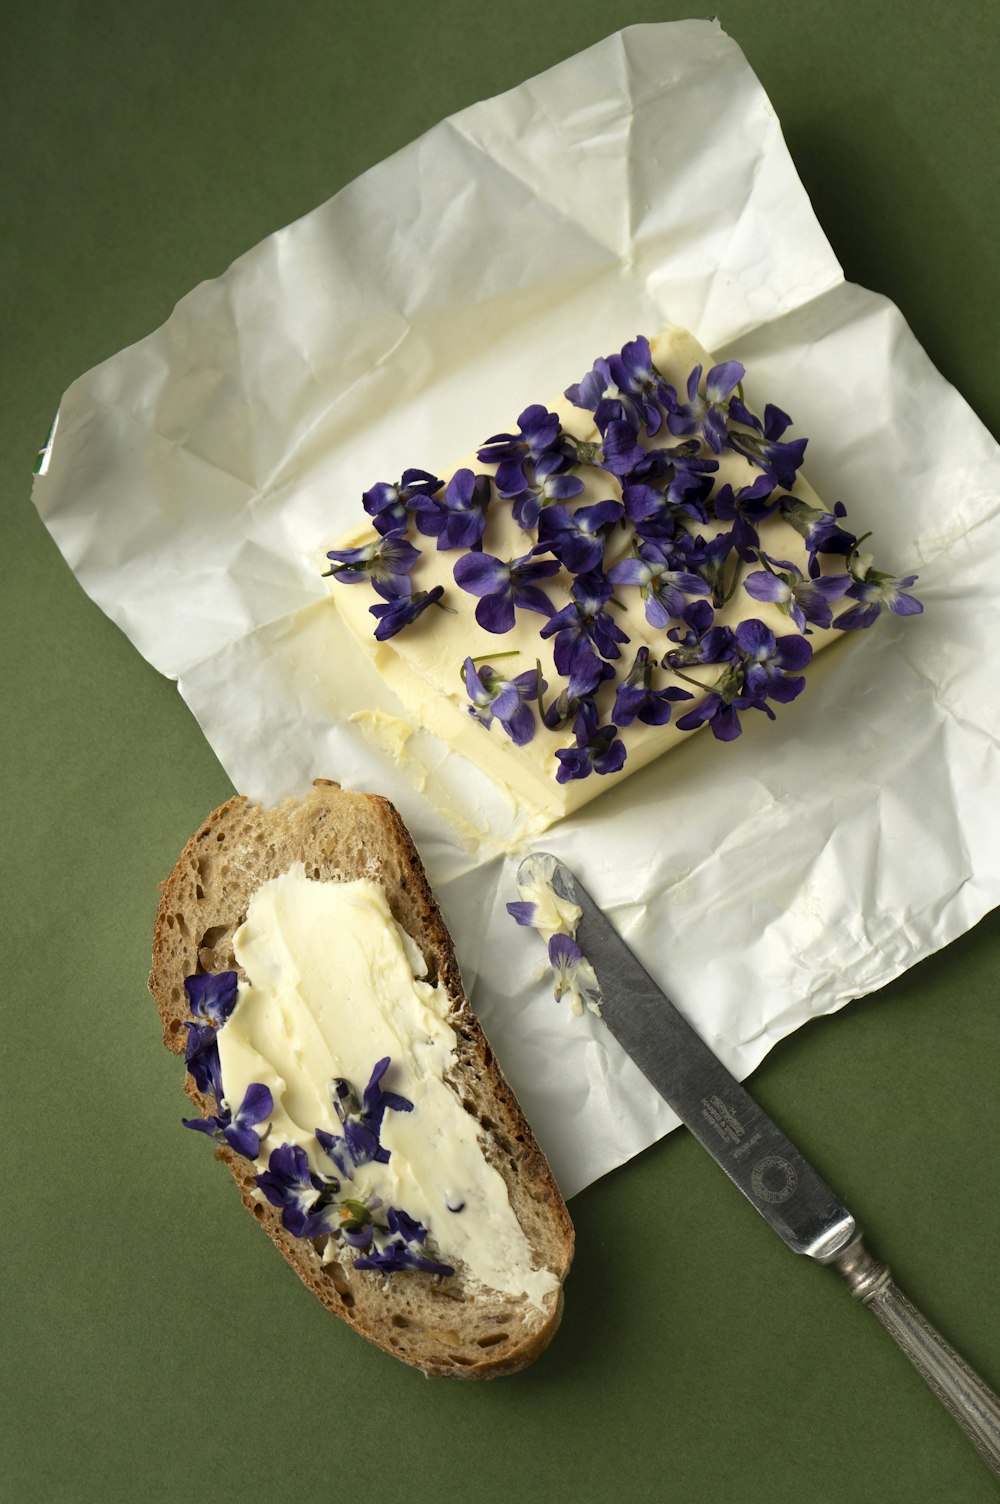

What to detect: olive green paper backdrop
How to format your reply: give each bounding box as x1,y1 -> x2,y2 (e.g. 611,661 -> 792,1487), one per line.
3,3 -> 998,1502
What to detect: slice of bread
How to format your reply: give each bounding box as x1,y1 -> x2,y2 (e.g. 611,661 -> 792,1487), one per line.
149,779 -> 574,1377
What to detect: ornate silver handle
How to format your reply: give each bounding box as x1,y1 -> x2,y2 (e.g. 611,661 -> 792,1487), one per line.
831,1236 -> 1000,1478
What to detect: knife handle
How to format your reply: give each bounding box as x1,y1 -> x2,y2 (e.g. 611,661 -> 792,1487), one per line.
831,1236 -> 1000,1478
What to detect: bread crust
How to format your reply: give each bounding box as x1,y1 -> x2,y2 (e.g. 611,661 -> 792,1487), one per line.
149,780 -> 574,1377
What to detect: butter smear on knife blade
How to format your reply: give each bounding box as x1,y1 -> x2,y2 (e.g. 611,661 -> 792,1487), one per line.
325,327 -> 921,826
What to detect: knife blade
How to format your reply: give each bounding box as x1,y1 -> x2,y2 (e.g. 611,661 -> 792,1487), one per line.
527,855 -> 1000,1479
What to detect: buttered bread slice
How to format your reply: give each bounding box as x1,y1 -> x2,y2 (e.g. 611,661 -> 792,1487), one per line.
150,781 -> 573,1377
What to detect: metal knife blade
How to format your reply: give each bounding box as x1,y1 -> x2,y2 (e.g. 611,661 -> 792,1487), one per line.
541,854 -> 856,1261
529,855 -> 1000,1479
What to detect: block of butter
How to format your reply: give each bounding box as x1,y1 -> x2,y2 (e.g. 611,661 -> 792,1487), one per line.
326,328 -> 912,826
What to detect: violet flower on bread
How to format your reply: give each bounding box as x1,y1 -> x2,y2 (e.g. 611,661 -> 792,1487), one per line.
547,934 -> 602,1018
184,970 -> 238,1026
182,1082 -> 274,1161
354,1206 -> 455,1277
255,1142 -> 341,1239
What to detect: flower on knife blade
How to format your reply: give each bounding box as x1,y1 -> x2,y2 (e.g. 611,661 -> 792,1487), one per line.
547,933 -> 602,1017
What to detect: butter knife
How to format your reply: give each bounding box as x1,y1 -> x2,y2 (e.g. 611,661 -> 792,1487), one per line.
529,855 -> 1000,1479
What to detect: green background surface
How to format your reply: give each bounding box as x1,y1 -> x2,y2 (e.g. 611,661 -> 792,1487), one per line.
4,3 -> 999,1501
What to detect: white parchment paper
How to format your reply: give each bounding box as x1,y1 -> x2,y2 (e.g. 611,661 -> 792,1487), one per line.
33,21 -> 1000,1197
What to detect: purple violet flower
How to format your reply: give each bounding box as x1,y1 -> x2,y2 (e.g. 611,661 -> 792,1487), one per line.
622,448 -> 717,539
477,404 -> 570,494
565,355 -> 616,415
453,548 -> 560,634
674,618 -> 812,741
183,1082 -> 274,1161
565,337 -> 672,437
540,571 -> 629,697
362,469 -> 443,536
738,619 -> 813,705
612,646 -> 693,728
317,1057 -> 414,1174
500,451 -> 585,531
780,497 -> 858,577
547,933 -> 603,1016
598,419 -> 647,478
743,555 -> 851,632
664,600 -> 736,669
254,1142 -> 341,1238
727,402 -> 807,489
184,971 -> 238,1026
369,585 -> 445,641
605,336 -> 673,436
463,657 -> 546,745
554,699 -> 626,783
666,361 -> 745,452
536,498 -> 625,574
607,543 -> 710,629
713,474 -> 779,560
326,528 -> 420,597
183,1022 -> 225,1100
678,531 -> 737,608
836,566 -> 923,630
353,1207 -> 455,1276
416,468 -> 491,551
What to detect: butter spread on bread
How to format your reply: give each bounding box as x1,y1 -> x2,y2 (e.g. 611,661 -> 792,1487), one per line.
150,782 -> 573,1377
219,867 -> 557,1305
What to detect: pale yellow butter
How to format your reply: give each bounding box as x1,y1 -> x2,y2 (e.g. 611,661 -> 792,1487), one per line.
328,328 -> 844,827
216,865 -> 557,1305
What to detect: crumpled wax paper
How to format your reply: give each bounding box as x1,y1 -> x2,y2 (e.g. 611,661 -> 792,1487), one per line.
33,21 -> 1000,1197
